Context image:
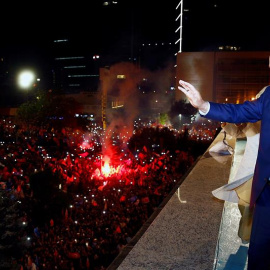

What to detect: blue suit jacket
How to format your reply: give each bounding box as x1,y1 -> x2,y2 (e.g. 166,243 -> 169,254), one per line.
203,86 -> 270,207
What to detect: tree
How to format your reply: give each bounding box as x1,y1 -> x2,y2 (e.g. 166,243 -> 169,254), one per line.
169,100 -> 197,128
16,90 -> 80,129
159,113 -> 169,126
128,126 -> 178,154
170,99 -> 197,116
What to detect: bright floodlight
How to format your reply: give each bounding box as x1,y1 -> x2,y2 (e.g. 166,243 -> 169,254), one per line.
18,71 -> 35,89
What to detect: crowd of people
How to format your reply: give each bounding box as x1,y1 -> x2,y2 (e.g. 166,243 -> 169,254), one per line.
0,117 -> 220,270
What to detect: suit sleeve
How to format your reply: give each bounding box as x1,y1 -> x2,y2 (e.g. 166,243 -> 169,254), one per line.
202,88 -> 268,123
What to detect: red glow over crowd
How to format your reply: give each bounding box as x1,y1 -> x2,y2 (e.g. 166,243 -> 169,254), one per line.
0,117 -> 220,270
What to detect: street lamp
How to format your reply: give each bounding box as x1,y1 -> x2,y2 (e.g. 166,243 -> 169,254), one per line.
18,70 -> 35,89
18,70 -> 35,102
17,70 -> 36,133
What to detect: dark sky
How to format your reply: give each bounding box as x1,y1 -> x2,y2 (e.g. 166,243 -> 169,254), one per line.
181,0 -> 270,51
1,1 -> 270,51
1,1 -> 270,72
0,1 -> 177,69
0,1 -> 176,50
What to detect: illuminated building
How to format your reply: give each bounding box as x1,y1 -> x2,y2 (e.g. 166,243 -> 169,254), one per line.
175,51 -> 270,104
175,1 -> 270,104
51,38 -> 101,94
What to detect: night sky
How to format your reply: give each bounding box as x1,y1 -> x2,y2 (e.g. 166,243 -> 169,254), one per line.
1,1 -> 270,60
182,0 -> 270,51
0,0 -> 270,87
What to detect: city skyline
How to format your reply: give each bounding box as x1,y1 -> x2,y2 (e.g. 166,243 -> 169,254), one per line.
2,2 -> 270,45
1,1 -> 270,101
2,1 -> 270,66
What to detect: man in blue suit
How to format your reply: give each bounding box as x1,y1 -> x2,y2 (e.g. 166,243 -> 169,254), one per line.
178,80 -> 270,270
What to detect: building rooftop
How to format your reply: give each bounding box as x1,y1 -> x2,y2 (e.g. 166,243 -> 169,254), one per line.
107,130 -> 248,270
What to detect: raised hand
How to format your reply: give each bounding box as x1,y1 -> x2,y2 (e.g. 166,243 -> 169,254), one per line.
178,80 -> 209,114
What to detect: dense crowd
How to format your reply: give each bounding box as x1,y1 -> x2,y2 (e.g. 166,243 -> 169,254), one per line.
0,117 -> 220,270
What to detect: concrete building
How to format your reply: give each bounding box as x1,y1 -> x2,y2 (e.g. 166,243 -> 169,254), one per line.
50,38 -> 101,94
175,51 -> 270,103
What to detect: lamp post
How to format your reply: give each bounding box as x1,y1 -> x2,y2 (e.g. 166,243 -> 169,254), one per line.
17,70 -> 35,133
18,70 -> 35,102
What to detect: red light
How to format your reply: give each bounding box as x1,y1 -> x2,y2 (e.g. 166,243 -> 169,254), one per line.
101,161 -> 111,177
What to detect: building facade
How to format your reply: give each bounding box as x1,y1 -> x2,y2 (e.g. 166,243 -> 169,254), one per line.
50,38 -> 101,94
176,51 -> 270,104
